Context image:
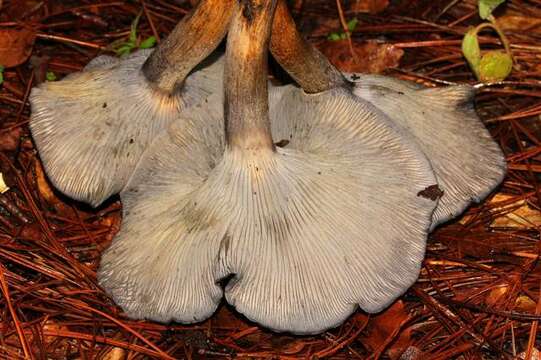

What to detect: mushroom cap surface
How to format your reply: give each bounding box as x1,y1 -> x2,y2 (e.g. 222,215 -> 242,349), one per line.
350,75 -> 506,229
29,50 -> 223,207
98,86 -> 439,334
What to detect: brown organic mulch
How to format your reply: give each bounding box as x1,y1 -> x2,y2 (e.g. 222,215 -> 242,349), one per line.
1,0 -> 541,358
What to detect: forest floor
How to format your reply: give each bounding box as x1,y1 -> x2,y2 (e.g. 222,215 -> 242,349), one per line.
1,0 -> 541,358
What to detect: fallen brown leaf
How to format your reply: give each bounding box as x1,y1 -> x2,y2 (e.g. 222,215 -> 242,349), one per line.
0,127 -> 22,152
0,173 -> 8,194
0,27 -> 36,68
34,160 -> 69,213
359,301 -> 412,357
20,223 -> 42,241
3,0 -> 41,21
515,295 -> 537,313
489,194 -> 541,228
319,40 -> 403,74
102,347 -> 126,360
34,160 -> 56,204
351,0 -> 389,14
485,284 -> 510,307
497,15 -> 541,35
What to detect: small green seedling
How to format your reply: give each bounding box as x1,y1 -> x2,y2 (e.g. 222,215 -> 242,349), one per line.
461,0 -> 512,82
328,18 -> 358,41
0,65 -> 4,86
46,71 -> 57,82
112,12 -> 157,57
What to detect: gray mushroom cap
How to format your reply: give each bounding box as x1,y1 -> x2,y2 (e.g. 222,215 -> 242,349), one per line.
98,85 -> 440,334
350,75 -> 507,229
29,50 -> 223,207
29,0 -> 234,207
266,0 -> 506,230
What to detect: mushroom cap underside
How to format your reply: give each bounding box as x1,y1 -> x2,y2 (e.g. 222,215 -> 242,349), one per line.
29,50 -> 224,207
350,75 -> 506,229
98,87 -> 438,334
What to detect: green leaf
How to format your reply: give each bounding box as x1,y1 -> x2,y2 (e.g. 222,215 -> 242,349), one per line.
0,65 -> 4,86
479,50 -> 512,82
340,32 -> 348,40
478,0 -> 505,19
462,29 -> 482,78
129,13 -> 142,44
462,28 -> 481,78
347,18 -> 358,32
45,71 -> 56,81
111,11 -> 144,57
139,36 -> 156,49
327,32 -> 342,41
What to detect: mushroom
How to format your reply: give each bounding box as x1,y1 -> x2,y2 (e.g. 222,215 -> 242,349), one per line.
350,78 -> 506,229
99,0 -> 439,334
268,0 -> 506,229
29,0 -> 234,206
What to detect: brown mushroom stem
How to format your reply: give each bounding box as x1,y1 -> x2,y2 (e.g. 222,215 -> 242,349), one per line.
269,0 -> 346,93
143,0 -> 235,93
225,0 -> 277,151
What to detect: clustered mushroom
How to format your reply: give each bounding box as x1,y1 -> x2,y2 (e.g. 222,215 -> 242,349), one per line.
30,0 -> 234,206
30,0 -> 506,334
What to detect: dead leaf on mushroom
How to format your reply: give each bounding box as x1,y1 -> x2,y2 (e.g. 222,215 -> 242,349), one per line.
320,40 -> 403,74
0,27 -> 36,68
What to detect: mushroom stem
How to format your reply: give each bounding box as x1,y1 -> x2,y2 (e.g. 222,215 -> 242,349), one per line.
269,0 -> 346,93
225,0 -> 277,151
143,0 -> 235,93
